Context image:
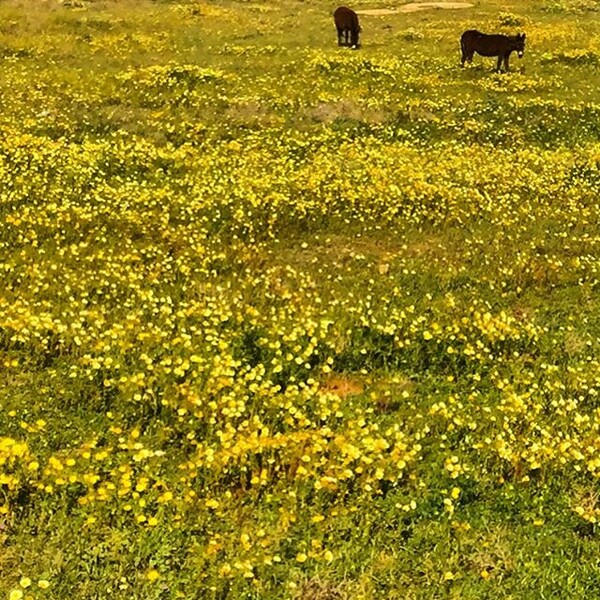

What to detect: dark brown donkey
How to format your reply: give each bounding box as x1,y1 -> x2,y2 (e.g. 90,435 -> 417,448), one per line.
460,30 -> 526,72
333,6 -> 361,48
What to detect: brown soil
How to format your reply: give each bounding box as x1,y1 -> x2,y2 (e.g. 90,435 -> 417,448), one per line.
321,375 -> 364,398
357,3 -> 473,15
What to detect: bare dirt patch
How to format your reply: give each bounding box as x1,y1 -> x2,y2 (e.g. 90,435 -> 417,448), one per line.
357,3 -> 473,15
321,375 -> 364,398
307,100 -> 387,125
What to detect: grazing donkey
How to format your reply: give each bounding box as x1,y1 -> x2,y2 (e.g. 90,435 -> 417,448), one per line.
333,6 -> 361,48
460,30 -> 526,72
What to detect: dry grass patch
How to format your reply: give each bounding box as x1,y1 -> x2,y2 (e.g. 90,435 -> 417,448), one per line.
295,577 -> 348,600
307,100 -> 388,125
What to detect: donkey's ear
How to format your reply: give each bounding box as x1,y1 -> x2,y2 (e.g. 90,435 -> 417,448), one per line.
521,33 -> 526,40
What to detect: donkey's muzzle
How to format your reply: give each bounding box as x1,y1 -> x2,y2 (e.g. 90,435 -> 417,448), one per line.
518,51 -> 524,58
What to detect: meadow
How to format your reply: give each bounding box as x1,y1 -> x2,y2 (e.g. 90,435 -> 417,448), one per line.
1,0 -> 600,597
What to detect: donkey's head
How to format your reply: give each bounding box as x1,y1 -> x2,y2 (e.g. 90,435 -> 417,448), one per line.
513,33 -> 526,58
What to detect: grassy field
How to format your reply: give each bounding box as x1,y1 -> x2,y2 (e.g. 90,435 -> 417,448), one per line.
1,0 -> 600,597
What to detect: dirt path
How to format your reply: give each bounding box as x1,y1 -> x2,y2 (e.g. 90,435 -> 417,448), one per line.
357,3 -> 473,15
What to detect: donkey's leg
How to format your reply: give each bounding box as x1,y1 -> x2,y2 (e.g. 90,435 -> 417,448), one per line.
337,27 -> 343,46
460,41 -> 468,66
496,56 -> 503,72
504,54 -> 510,71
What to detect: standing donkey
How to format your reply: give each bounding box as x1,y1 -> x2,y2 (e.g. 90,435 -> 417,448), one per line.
460,30 -> 526,72
333,6 -> 361,49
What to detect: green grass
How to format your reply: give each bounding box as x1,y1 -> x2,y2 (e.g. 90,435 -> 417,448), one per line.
1,0 -> 600,598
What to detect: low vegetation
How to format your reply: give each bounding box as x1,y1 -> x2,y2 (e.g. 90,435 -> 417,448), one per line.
1,0 -> 600,598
